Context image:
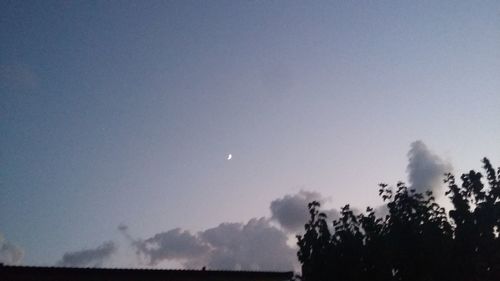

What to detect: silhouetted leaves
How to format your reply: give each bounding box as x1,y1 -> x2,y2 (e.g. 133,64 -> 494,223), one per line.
297,158 -> 500,281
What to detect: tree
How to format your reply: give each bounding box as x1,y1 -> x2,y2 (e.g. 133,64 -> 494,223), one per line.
297,158 -> 500,281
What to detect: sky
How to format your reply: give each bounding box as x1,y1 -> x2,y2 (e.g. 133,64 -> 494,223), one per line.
1,0 -> 499,270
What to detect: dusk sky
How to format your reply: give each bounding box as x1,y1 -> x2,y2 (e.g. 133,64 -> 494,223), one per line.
1,0 -> 499,270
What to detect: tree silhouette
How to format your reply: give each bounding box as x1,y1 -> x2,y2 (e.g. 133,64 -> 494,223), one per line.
297,158 -> 500,281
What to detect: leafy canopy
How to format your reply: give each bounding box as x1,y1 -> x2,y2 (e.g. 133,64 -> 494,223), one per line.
297,158 -> 500,281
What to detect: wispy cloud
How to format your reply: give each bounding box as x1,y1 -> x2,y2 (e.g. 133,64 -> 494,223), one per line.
0,232 -> 24,265
57,241 -> 116,267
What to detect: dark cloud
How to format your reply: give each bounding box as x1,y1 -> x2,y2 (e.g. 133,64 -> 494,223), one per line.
118,224 -> 128,232
407,140 -> 452,195
270,190 -> 338,232
117,223 -> 135,242
0,232 -> 24,265
57,241 -> 116,267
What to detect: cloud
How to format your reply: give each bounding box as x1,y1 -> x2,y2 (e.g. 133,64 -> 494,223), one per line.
270,190 -> 338,233
0,232 -> 24,265
115,190 -> 346,270
113,190 -> 333,270
57,241 -> 116,267
65,189 -> 317,271
116,190 -> 337,270
135,228 -> 210,265
127,218 -> 297,271
407,140 -> 452,195
53,141 -> 455,270
118,224 -> 128,232
197,218 -> 297,271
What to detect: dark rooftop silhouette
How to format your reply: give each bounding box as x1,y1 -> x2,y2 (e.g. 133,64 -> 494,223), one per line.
0,264 -> 294,281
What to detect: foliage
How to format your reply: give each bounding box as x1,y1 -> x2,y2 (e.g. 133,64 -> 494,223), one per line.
297,158 -> 500,281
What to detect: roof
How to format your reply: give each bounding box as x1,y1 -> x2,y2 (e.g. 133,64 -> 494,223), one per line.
0,265 -> 294,281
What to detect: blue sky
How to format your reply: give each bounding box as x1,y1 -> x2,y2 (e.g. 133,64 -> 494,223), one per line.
1,0 -> 499,269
